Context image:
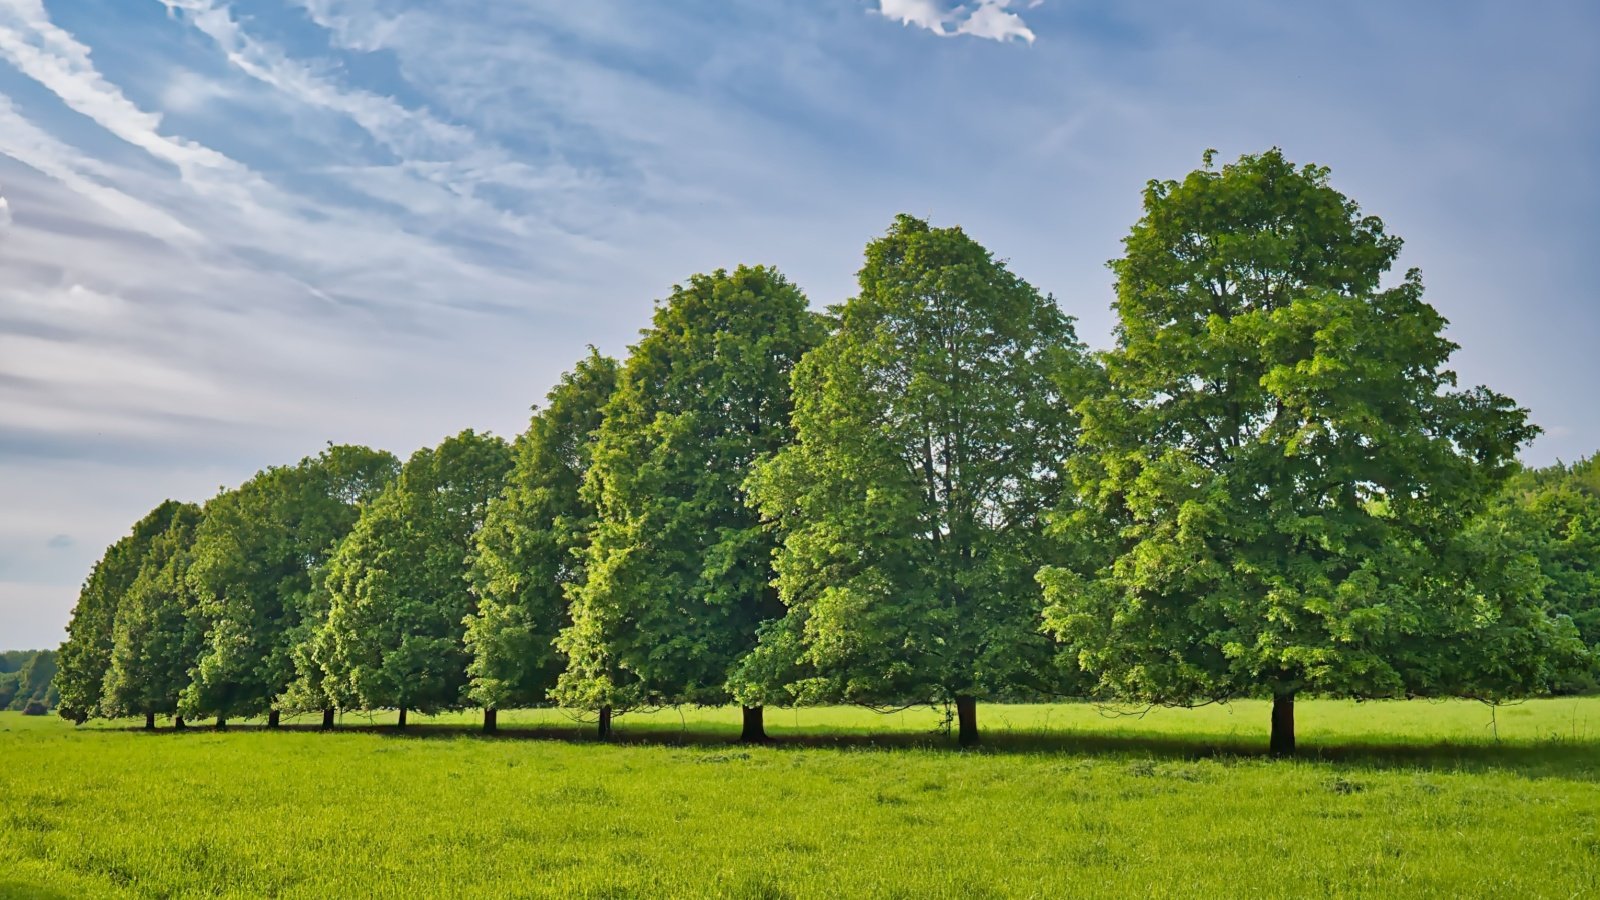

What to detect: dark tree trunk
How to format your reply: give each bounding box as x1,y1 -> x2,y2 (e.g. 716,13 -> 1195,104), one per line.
955,695 -> 979,748
321,707 -> 335,730
483,708 -> 498,733
740,706 -> 767,743
144,711 -> 156,730
1270,692 -> 1296,758
397,708 -> 408,729
267,710 -> 281,729
598,705 -> 612,740
215,715 -> 227,730
174,715 -> 186,730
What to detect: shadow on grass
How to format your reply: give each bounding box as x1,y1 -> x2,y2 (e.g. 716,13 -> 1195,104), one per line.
0,881 -> 74,900
106,718 -> 1600,780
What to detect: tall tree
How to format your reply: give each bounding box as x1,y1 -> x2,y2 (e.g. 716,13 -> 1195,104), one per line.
319,430 -> 513,724
182,445 -> 398,726
102,503 -> 204,728
1040,149 -> 1572,756
734,216 -> 1094,746
464,350 -> 619,731
556,266 -> 824,741
55,501 -> 189,723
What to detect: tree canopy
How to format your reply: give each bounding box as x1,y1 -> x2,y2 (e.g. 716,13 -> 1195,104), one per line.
55,501 -> 192,723
556,266 -> 824,733
1039,148 -> 1576,754
465,349 -> 619,717
735,215 -> 1096,744
102,502 -> 204,722
182,445 -> 398,723
318,430 -> 513,719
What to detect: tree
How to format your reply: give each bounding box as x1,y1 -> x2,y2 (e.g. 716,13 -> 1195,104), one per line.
1503,457 -> 1600,648
182,445 -> 398,727
102,503 -> 204,728
734,216 -> 1095,746
1040,149 -> 1566,756
1465,457 -> 1600,691
55,502 -> 190,723
0,650 -> 58,712
319,430 -> 513,725
464,350 -> 619,731
557,266 -> 824,741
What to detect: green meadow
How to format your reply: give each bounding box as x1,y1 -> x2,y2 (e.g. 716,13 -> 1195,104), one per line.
2,699 -> 1597,898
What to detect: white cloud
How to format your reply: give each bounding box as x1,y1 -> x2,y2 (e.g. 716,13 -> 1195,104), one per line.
958,1 -> 1037,44
876,0 -> 1039,43
878,0 -> 952,35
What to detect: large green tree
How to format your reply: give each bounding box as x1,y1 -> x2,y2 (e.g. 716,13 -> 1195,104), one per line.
1040,149 -> 1575,756
734,216 -> 1095,746
182,445 -> 398,726
102,503 -> 204,728
464,350 -> 619,730
56,501 -> 191,723
318,430 -> 513,726
557,266 -> 824,741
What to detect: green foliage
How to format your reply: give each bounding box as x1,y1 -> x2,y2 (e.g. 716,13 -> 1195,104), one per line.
737,215 -> 1095,708
1042,149 -> 1568,712
319,430 -> 514,715
2,700 -> 1599,897
182,446 -> 399,720
0,651 -> 57,712
101,504 -> 204,719
465,350 -> 619,712
558,266 -> 825,711
55,503 -> 189,723
1467,456 -> 1600,691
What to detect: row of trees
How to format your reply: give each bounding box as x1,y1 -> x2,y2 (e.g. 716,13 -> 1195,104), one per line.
55,149 -> 1597,754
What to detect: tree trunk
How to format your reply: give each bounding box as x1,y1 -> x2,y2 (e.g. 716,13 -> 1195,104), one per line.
321,707 -> 335,730
174,715 -> 186,730
144,711 -> 156,730
955,695 -> 979,748
267,709 -> 281,729
740,706 -> 767,743
483,708 -> 498,733
216,715 -> 227,730
1270,692 -> 1296,758
397,708 -> 408,729
597,705 -> 612,740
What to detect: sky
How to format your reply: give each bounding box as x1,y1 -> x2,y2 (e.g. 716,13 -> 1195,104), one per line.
1,0 -> 1597,650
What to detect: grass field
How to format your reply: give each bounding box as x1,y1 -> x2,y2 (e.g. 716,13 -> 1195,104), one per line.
1,699 -> 1597,898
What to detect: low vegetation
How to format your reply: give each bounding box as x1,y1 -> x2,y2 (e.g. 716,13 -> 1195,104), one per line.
2,699 -> 1597,898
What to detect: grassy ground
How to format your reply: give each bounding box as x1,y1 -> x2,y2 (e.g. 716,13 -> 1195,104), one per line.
1,699 -> 1596,898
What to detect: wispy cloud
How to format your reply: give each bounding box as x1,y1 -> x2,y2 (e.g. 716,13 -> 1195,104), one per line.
0,0 -> 1593,658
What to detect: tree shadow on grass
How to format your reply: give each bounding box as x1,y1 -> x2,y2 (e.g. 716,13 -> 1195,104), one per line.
0,880 -> 74,900
111,718 -> 1600,781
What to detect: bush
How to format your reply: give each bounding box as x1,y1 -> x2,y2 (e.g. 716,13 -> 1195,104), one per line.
21,700 -> 48,716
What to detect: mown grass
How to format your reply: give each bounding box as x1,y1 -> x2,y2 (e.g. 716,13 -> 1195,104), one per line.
1,699 -> 1597,898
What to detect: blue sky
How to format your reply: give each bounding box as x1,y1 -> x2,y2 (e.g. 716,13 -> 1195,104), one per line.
1,0 -> 1596,650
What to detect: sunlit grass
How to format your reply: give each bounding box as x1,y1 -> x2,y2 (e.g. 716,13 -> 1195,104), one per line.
2,699 -> 1597,897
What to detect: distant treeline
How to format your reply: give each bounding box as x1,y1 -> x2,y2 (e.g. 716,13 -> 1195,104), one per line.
53,149 -> 1599,755
1,650 -> 58,712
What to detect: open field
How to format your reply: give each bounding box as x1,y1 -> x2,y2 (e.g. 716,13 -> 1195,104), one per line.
2,699 -> 1598,898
